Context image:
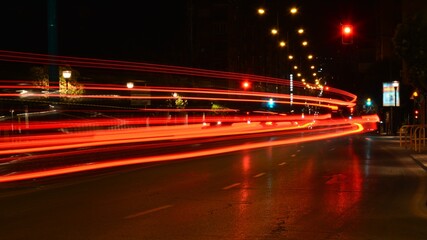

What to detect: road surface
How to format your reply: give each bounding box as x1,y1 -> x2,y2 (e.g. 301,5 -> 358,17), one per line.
1,135 -> 427,240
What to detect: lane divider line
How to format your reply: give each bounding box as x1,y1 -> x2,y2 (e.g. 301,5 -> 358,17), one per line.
278,162 -> 287,166
253,172 -> 266,178
222,183 -> 241,190
124,204 -> 173,219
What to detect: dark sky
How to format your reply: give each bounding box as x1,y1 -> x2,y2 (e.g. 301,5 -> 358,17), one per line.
0,1 -> 376,64
0,1 -> 186,61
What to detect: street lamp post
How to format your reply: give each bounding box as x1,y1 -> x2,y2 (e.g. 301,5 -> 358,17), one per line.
127,82 -> 134,107
391,81 -> 399,135
392,81 -> 399,107
62,70 -> 72,94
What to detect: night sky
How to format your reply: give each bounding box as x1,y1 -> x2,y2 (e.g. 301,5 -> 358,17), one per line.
1,1 -> 375,57
1,1 -> 186,61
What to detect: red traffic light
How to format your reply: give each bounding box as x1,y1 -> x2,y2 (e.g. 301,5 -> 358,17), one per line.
341,24 -> 354,44
342,25 -> 353,35
242,80 -> 250,89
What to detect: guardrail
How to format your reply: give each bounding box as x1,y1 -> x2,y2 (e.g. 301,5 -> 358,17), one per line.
399,124 -> 427,152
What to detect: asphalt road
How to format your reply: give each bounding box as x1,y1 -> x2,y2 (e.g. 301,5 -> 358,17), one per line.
1,134 -> 427,240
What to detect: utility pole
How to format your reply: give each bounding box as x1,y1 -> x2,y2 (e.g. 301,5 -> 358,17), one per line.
48,0 -> 59,87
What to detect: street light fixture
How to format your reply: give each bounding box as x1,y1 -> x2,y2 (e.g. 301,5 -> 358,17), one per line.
290,7 -> 298,15
271,28 -> 278,35
126,82 -> 134,89
257,8 -> 265,15
62,70 -> 71,93
392,81 -> 399,107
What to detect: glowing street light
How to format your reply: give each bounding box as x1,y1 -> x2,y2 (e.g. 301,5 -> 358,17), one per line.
126,82 -> 134,89
307,54 -> 313,60
271,28 -> 278,35
288,55 -> 294,60
257,8 -> 265,15
290,7 -> 298,15
302,41 -> 308,46
297,28 -> 304,34
62,70 -> 71,92
279,41 -> 286,47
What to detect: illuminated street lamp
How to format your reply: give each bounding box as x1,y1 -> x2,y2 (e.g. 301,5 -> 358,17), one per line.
257,8 -> 265,15
307,54 -> 313,60
392,81 -> 399,107
62,70 -> 71,93
288,55 -> 294,60
271,28 -> 278,35
126,82 -> 134,89
297,28 -> 304,34
279,41 -> 286,47
302,41 -> 308,46
290,7 -> 298,15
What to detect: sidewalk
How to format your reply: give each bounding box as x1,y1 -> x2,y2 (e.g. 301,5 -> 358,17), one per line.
410,154 -> 427,171
374,134 -> 427,171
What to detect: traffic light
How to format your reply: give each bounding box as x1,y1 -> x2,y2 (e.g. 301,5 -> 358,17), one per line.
242,80 -> 250,90
341,24 -> 353,44
366,98 -> 372,107
268,98 -> 275,108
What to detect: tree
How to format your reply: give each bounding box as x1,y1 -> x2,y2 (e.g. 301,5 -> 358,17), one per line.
393,13 -> 427,92
30,65 -> 84,100
167,93 -> 187,109
30,66 -> 50,90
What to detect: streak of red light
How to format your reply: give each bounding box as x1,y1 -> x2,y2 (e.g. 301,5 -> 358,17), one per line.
0,122 -> 365,183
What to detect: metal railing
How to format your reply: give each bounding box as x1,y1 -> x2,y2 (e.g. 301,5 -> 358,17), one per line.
399,124 -> 427,152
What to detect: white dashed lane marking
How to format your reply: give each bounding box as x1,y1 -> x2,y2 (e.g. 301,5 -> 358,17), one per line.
253,172 -> 266,178
222,183 -> 241,190
125,205 -> 173,219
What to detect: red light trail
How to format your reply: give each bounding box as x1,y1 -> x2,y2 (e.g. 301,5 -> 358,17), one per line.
0,50 -> 377,182
0,120 -> 377,183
